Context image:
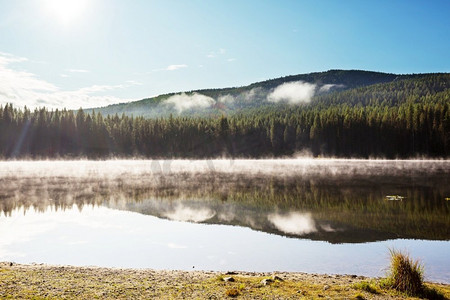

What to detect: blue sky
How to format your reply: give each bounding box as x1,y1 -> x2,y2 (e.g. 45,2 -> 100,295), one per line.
0,0 -> 449,109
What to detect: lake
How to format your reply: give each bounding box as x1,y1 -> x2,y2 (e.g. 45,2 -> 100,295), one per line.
0,159 -> 449,283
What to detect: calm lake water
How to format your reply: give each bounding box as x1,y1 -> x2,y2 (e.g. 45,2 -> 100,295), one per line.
0,159 -> 449,283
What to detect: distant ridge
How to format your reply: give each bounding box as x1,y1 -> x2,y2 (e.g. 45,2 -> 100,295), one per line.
88,70 -> 447,119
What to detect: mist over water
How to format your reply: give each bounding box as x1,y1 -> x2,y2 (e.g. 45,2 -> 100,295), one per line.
0,159 -> 449,282
1,158 -> 448,178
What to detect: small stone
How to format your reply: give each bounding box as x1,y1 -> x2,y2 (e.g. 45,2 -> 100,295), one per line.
323,284 -> 330,290
272,275 -> 284,281
224,276 -> 235,282
261,278 -> 274,286
225,271 -> 238,275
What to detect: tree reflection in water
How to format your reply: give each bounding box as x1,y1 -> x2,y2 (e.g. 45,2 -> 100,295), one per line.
1,160 -> 449,243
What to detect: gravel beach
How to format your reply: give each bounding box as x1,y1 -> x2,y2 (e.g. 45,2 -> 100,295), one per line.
1,262 -> 449,299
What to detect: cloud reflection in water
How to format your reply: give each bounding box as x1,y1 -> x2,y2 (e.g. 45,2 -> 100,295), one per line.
268,212 -> 317,235
162,204 -> 216,223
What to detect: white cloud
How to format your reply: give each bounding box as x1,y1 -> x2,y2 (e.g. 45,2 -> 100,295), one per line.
207,48 -> 226,58
267,81 -> 316,104
77,84 -> 127,94
227,58 -> 236,62
0,52 -> 28,64
0,52 -> 132,109
166,64 -> 188,71
218,94 -> 235,103
164,92 -> 215,113
243,87 -> 264,101
218,87 -> 265,105
67,69 -> 89,73
152,64 -> 188,72
126,80 -> 143,85
318,83 -> 345,93
60,74 -> 69,78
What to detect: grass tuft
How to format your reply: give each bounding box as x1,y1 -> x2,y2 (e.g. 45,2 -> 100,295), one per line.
386,249 -> 424,296
353,293 -> 365,300
225,288 -> 240,297
353,281 -> 379,294
216,275 -> 224,281
422,285 -> 446,300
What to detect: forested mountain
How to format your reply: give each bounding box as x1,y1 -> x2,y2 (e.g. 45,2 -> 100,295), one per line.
0,71 -> 449,158
91,70 -> 427,118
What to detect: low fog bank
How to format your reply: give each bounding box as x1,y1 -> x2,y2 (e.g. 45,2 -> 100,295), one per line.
160,80 -> 345,113
0,158 -> 449,179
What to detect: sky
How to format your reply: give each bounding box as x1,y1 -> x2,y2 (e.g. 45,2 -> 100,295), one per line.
0,0 -> 449,109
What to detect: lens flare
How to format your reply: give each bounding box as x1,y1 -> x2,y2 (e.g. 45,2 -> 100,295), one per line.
44,0 -> 90,26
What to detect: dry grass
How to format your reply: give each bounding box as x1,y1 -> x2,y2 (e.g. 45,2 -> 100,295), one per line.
385,249 -> 424,296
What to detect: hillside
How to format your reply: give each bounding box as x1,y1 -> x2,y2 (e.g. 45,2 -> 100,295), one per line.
0,71 -> 449,158
91,70 -> 428,118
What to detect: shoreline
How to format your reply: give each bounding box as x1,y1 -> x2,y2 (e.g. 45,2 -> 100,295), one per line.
1,262 -> 449,299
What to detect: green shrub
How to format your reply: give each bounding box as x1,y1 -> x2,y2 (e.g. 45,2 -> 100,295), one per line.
386,249 -> 424,296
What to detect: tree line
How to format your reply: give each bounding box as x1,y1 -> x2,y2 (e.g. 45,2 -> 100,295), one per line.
0,74 -> 449,158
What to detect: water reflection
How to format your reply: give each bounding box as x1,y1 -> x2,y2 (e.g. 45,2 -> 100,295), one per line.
268,212 -> 318,235
1,160 -> 449,282
1,160 -> 449,243
1,204 -> 449,283
162,204 -> 216,222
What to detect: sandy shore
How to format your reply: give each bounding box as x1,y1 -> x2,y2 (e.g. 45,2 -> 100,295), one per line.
1,262 -> 449,299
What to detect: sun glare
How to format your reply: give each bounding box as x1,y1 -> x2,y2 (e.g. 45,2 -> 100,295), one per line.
44,0 -> 89,26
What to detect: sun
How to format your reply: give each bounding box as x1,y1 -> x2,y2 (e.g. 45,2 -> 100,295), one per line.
44,0 -> 90,26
